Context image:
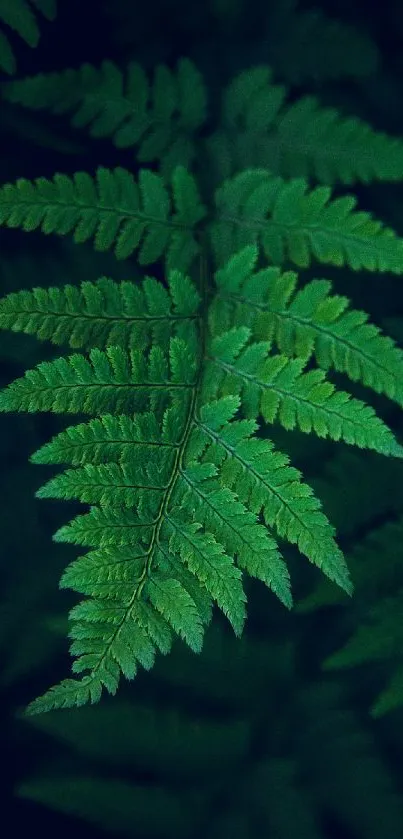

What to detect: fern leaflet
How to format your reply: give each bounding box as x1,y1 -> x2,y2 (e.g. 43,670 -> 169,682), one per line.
211,169 -> 403,272
0,58 -> 207,175
0,165 -> 204,269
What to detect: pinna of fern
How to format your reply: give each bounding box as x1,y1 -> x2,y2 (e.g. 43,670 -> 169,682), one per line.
3,59 -> 403,185
0,246 -> 402,713
1,165 -> 403,275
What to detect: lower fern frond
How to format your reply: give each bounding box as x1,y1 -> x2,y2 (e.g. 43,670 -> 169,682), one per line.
0,252 -> 401,712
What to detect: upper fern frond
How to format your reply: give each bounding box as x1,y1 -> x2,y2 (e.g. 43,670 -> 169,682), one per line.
4,58 -> 402,188
2,163 -> 403,276
209,65 -> 403,185
0,57 -> 207,175
211,169 -> 403,272
0,165 -> 205,269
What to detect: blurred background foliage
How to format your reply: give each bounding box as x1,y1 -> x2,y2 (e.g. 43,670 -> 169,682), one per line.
2,0 -> 403,836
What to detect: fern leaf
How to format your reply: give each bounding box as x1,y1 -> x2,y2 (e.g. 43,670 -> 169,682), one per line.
0,165 -> 204,269
0,270 -> 201,351
322,586 -> 403,718
1,58 -> 207,175
30,409 -> 180,467
25,675 -> 103,715
0,0 -> 56,75
1,207 -> 401,712
205,326 -> 403,459
192,395 -> 352,594
146,577 -> 204,653
0,340 -> 196,415
53,506 -> 155,549
176,463 -> 293,608
214,65 -> 403,184
213,245 -> 403,407
210,169 -> 403,272
33,536 -> 207,713
157,550 -> 213,627
60,545 -> 148,600
35,458 -> 174,506
166,517 -> 246,634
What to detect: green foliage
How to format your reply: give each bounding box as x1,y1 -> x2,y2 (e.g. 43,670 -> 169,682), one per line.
4,60 -> 403,185
0,165 -> 205,268
212,246 -> 403,405
1,43 -> 403,717
0,0 -> 56,75
210,170 -> 403,271
0,269 -> 201,350
0,58 -> 207,176
208,65 -> 403,184
1,164 -> 403,275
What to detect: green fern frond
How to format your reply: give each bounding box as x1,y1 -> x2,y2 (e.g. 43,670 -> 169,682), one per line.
2,163 -> 403,274
53,505 -> 155,549
0,165 -> 205,269
204,325 -> 403,459
190,396 -> 350,594
212,244 -> 403,407
60,545 -> 153,600
6,338 -> 358,710
0,0 -> 56,75
0,339 -> 197,415
26,676 -> 104,714
176,464 -> 292,608
30,410 -> 181,466
211,65 -> 403,184
35,458 -> 175,506
1,47 -> 403,715
166,519 -> 247,634
0,269 -> 201,350
1,58 -> 207,175
145,576 -> 205,652
211,169 -> 403,271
